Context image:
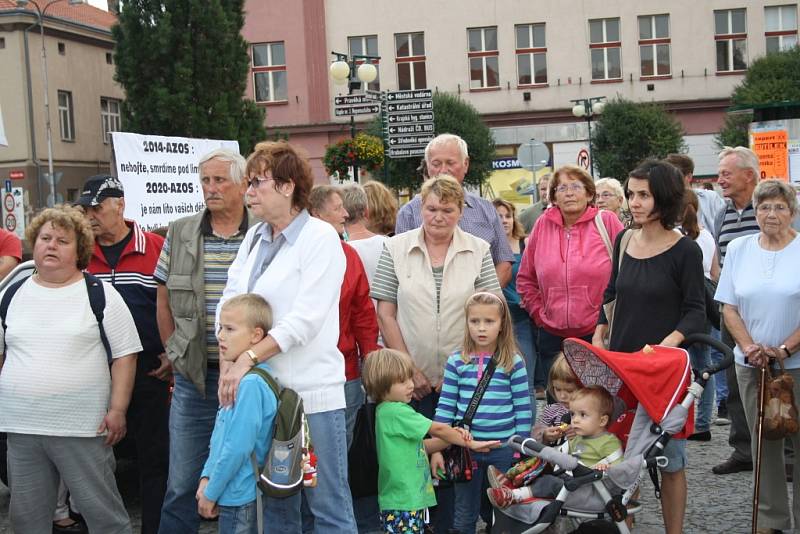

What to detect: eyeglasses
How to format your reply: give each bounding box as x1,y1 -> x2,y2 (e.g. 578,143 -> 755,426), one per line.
555,183 -> 585,194
598,192 -> 617,199
756,203 -> 790,214
246,176 -> 274,189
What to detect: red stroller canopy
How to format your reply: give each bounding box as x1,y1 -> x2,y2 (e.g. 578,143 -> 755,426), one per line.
562,338 -> 692,424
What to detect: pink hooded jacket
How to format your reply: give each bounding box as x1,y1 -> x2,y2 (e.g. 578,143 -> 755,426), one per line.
517,205 -> 623,338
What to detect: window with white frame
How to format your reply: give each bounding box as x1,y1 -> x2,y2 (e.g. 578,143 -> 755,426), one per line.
715,8 -> 748,72
395,32 -> 426,90
252,41 -> 287,103
589,18 -> 622,81
348,35 -> 380,92
468,26 -> 499,89
100,97 -> 121,144
638,14 -> 671,76
765,5 -> 798,53
515,23 -> 547,85
57,90 -> 74,141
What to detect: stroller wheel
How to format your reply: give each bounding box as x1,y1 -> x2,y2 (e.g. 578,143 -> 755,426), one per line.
568,519 -> 620,533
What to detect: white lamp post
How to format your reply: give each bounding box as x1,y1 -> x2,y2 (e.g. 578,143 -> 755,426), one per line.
329,51 -> 380,181
17,0 -> 85,206
570,96 -> 606,177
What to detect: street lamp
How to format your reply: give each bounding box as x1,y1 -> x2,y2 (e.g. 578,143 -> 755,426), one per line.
17,0 -> 85,206
570,96 -> 606,178
329,51 -> 379,181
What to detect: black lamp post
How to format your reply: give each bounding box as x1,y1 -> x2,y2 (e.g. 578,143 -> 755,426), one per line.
570,96 -> 606,178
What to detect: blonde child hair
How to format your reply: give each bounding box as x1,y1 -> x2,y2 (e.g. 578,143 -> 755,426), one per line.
362,349 -> 416,403
571,385 -> 615,422
460,292 -> 518,373
220,293 -> 273,335
547,353 -> 579,399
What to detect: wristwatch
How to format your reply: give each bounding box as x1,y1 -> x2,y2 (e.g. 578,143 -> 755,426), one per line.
780,345 -> 792,358
246,349 -> 259,366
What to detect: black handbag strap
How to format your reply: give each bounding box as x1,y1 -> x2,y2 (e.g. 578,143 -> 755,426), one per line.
460,354 -> 497,429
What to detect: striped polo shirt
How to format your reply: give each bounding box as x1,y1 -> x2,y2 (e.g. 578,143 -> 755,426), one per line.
434,351 -> 532,440
717,201 -> 759,265
154,210 -> 248,362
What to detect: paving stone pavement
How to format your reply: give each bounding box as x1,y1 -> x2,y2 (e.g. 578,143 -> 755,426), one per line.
0,422 -> 777,533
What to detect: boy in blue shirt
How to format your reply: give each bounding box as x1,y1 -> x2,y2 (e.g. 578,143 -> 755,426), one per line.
196,294 -> 278,534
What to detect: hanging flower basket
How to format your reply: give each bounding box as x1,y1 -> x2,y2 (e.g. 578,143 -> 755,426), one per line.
324,133 -> 384,180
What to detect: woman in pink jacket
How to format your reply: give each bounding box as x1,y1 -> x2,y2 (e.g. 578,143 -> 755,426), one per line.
517,165 -> 623,397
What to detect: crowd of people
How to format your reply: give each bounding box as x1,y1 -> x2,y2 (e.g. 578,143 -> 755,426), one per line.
0,132 -> 798,534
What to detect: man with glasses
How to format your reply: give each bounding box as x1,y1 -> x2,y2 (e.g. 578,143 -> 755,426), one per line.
155,148 -> 256,533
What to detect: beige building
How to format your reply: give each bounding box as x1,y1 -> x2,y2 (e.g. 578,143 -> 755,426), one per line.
0,1 -> 120,214
245,0 -> 797,179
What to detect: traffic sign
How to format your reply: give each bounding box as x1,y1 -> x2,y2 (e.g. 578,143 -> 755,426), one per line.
387,123 -> 434,135
386,111 -> 434,124
334,104 -> 380,117
385,89 -> 432,102
334,94 -> 374,106
387,134 -> 434,147
387,147 -> 425,158
386,100 -> 433,113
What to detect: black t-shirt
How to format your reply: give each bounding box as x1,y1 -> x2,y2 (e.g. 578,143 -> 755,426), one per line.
100,229 -> 133,269
604,230 -> 706,353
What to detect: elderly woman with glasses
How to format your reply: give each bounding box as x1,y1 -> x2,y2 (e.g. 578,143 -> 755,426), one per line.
517,165 -> 623,396
216,141 -> 356,532
716,179 -> 800,533
595,177 -> 631,226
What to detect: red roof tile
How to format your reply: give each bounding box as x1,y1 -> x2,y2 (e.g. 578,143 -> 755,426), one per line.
0,0 -> 116,31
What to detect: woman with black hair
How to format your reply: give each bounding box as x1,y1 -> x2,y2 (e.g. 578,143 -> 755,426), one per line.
592,159 -> 705,534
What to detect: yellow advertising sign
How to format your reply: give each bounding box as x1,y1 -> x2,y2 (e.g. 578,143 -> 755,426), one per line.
752,130 -> 789,180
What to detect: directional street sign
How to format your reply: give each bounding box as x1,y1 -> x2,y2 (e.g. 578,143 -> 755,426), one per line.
385,89 -> 433,102
387,147 -> 425,158
334,104 -> 380,117
334,94 -> 375,106
386,111 -> 434,124
387,134 -> 433,147
386,100 -> 433,113
387,123 -> 435,135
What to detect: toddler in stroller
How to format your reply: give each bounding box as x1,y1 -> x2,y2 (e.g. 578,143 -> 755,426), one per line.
488,385 -> 623,508
488,333 -> 732,534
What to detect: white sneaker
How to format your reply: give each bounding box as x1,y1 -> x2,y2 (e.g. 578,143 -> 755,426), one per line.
714,416 -> 731,426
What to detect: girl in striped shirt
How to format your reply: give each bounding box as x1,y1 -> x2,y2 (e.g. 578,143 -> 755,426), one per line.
433,292 -> 532,534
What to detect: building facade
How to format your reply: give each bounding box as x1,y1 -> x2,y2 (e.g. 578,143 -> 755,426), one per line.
243,0 -> 797,181
0,1 -> 120,216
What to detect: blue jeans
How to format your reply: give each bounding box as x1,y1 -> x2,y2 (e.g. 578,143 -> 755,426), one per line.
510,305 -> 537,422
344,378 -> 365,451
453,446 -> 515,534
219,500 -> 264,534
158,370 -> 220,534
708,327 -> 729,406
689,344 -> 715,432
265,409 -> 356,533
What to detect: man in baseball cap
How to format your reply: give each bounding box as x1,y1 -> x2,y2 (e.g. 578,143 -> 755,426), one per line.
78,173 -> 171,534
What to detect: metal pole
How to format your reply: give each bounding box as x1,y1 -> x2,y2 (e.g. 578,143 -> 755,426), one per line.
587,116 -> 594,178
349,59 -> 358,183
38,6 -> 56,206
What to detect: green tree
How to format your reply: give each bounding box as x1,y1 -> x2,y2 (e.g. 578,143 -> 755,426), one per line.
367,92 -> 495,190
716,47 -> 800,148
112,0 -> 266,154
591,98 -> 686,181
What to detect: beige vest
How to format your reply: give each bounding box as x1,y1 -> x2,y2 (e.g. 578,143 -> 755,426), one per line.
385,227 -> 491,386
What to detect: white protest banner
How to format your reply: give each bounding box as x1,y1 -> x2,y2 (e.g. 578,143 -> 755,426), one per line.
112,132 -> 239,231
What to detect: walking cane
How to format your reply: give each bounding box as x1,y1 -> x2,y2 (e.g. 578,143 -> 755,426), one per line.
751,362 -> 768,534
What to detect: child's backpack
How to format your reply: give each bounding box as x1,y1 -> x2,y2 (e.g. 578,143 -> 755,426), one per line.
247,366 -> 308,498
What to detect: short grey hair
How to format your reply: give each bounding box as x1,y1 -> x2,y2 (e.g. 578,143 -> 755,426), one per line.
198,148 -> 246,185
719,146 -> 760,183
341,183 -> 368,224
753,179 -> 798,216
595,177 -> 625,199
425,134 -> 469,164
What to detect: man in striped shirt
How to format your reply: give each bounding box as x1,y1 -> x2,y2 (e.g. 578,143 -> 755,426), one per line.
711,146 -> 760,477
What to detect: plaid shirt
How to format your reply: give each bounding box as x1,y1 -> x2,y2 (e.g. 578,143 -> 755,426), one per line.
395,191 -> 514,265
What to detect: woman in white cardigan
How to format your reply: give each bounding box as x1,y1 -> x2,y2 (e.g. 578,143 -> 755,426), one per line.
216,141 -> 354,533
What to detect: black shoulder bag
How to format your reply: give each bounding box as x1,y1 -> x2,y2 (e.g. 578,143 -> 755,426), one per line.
440,354 -> 497,483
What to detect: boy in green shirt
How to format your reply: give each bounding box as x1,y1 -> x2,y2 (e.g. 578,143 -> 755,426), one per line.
362,349 -> 500,532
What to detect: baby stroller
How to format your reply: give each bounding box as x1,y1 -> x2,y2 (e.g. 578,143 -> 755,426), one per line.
492,333 -> 733,534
